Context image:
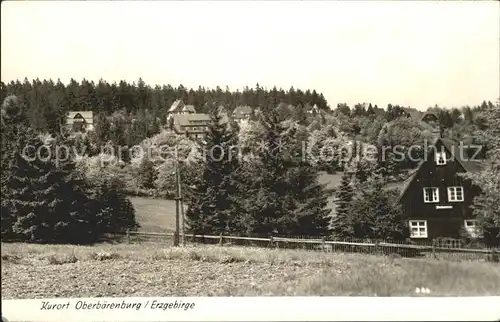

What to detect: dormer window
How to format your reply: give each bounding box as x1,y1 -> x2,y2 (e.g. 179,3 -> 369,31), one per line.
435,151 -> 447,165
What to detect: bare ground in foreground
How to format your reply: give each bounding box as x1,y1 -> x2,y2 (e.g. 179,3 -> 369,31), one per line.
2,242 -> 500,298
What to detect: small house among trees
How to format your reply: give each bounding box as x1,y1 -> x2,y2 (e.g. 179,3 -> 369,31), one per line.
397,137 -> 484,241
169,114 -> 212,138
168,99 -> 196,114
421,111 -> 439,124
167,100 -> 212,138
232,105 -> 253,124
66,111 -> 94,133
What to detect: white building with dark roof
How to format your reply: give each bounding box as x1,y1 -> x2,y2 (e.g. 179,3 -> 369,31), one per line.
168,100 -> 196,114
232,105 -> 253,123
66,111 -> 94,132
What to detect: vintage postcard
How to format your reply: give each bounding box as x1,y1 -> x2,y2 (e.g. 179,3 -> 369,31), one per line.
1,1 -> 499,321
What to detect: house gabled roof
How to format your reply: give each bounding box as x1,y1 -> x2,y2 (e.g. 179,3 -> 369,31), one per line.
440,138 -> 484,173
233,105 -> 253,118
421,111 -> 439,122
171,113 -> 211,134
66,111 -> 94,124
402,107 -> 423,120
168,100 -> 183,113
172,113 -> 211,125
392,170 -> 418,202
396,137 -> 483,204
181,105 -> 196,113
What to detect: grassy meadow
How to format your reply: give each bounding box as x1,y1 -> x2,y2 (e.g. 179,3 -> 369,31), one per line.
130,197 -> 177,232
130,171 -> 341,233
5,172 -> 498,299
2,242 -> 500,299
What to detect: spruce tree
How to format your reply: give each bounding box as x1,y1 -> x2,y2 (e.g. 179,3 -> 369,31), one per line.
0,96 -> 50,241
84,169 -> 139,239
2,126 -> 50,241
331,171 -> 354,239
463,103 -> 500,246
282,122 -> 332,236
370,190 -> 408,241
185,107 -> 240,235
288,162 -> 332,236
241,108 -> 292,236
94,112 -> 111,146
5,131 -> 94,243
354,160 -> 369,184
1,95 -> 137,243
293,104 -> 308,126
1,96 -> 27,239
138,156 -> 157,190
45,133 -> 106,244
241,111 -> 331,236
367,103 -> 375,117
350,176 -> 408,241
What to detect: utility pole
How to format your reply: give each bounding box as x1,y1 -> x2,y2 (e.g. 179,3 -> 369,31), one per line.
176,144 -> 186,246
180,174 -> 186,247
174,145 -> 180,247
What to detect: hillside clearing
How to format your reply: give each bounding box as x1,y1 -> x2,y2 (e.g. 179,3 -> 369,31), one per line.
129,171 -> 342,233
130,196 -> 338,233
2,242 -> 500,298
130,197 -> 177,232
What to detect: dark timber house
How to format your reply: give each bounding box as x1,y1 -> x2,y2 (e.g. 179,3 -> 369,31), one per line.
397,137 -> 483,241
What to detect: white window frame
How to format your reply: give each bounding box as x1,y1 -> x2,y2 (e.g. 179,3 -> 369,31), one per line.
447,186 -> 464,202
409,220 -> 428,238
423,187 -> 439,203
436,151 -> 447,165
464,219 -> 480,238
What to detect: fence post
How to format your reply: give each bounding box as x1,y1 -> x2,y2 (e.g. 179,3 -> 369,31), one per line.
126,229 -> 130,244
219,233 -> 223,246
269,236 -> 274,248
431,239 -> 437,259
375,240 -> 380,255
490,248 -> 499,263
321,237 -> 326,252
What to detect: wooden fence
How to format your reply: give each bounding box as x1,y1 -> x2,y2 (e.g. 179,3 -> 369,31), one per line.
108,230 -> 500,263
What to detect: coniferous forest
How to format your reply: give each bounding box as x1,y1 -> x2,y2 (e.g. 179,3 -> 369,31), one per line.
1,78 -> 499,246
0,78 -> 328,136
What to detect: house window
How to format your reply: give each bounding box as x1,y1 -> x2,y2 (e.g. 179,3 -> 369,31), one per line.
464,220 -> 480,238
409,220 -> 428,238
447,186 -> 464,202
436,151 -> 447,165
423,187 -> 439,203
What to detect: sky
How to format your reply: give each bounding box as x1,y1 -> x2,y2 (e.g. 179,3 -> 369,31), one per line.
1,1 -> 499,111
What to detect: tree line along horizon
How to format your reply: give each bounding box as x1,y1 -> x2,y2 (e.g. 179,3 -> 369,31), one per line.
1,78 -> 498,247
